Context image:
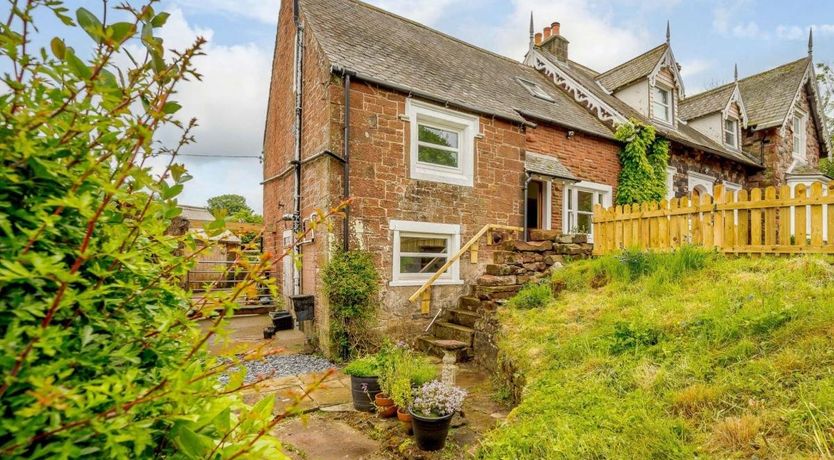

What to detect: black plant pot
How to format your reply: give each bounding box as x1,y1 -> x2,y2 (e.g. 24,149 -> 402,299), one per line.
410,409 -> 454,451
349,375 -> 380,412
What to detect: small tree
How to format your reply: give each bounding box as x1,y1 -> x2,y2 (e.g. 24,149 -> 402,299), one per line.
615,119 -> 670,205
208,194 -> 251,216
0,2 -> 341,457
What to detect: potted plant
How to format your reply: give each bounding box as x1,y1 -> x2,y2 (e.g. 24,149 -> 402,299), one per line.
409,380 -> 467,451
343,355 -> 381,412
378,343 -> 438,434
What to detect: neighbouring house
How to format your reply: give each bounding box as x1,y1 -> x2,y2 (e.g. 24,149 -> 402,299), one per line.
262,0 -> 831,355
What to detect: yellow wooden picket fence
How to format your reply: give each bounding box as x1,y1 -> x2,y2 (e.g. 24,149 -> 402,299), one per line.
593,182 -> 834,256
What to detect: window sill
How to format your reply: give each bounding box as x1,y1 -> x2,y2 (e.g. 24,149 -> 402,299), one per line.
411,169 -> 473,187
388,279 -> 464,288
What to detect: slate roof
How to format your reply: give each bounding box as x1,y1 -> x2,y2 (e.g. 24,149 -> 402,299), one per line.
299,0 -> 615,139
737,58 -> 810,129
525,152 -> 578,181
679,83 -> 736,121
538,50 -> 762,167
596,44 -> 668,92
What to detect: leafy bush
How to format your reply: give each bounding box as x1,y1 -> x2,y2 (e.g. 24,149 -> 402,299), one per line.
0,2 -> 318,457
820,157 -> 834,179
323,250 -> 381,361
615,119 -> 670,205
344,355 -> 380,377
480,254 -> 834,458
507,282 -> 553,309
378,343 -> 438,408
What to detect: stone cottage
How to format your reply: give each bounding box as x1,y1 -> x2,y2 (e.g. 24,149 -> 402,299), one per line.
261,0 -> 831,353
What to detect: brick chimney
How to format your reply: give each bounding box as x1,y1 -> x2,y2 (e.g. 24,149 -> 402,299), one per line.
537,21 -> 569,62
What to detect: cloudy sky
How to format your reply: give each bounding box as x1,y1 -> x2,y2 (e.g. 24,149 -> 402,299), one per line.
25,1 -> 834,212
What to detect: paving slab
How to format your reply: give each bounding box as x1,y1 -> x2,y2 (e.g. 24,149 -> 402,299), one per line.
274,416 -> 379,460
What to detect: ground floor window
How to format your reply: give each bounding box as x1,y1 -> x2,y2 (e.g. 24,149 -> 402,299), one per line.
389,220 -> 462,287
562,181 -> 612,243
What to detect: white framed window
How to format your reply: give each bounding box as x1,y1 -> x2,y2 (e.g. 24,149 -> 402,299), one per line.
724,118 -> 738,148
562,181 -> 612,243
687,171 -> 716,197
406,99 -> 478,187
652,85 -> 672,123
390,220 -> 462,287
792,111 -> 807,161
666,166 -> 677,200
517,78 -> 555,102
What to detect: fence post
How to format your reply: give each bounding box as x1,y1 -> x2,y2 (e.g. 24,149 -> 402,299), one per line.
810,183 -> 824,247
795,184 -> 808,246
828,184 -> 834,245
713,185 -> 725,249
750,188 -> 762,246
764,186 -> 777,246
702,194 -> 714,249
737,189 -> 750,248
779,185 -> 792,246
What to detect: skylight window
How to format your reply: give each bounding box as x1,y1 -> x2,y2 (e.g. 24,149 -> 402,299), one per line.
517,78 -> 555,102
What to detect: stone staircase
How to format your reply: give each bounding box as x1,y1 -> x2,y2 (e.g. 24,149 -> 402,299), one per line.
417,231 -> 593,367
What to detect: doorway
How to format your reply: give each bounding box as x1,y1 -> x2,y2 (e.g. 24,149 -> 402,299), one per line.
526,180 -> 551,230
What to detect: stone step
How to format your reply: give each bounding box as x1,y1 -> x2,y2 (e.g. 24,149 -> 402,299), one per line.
445,308 -> 480,328
476,274 -> 517,286
432,321 -> 475,346
458,296 -> 481,311
472,284 -> 522,301
416,336 -> 471,362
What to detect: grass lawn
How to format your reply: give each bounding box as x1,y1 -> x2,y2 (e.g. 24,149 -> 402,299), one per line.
477,248 -> 834,459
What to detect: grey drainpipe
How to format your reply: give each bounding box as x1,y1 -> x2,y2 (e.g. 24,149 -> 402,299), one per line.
292,0 -> 304,294
342,72 -> 352,250
522,172 -> 532,242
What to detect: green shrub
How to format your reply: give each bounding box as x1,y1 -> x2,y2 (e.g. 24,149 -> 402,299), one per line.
0,3 -> 294,457
378,343 -> 437,407
344,355 -> 380,377
323,250 -> 381,361
507,282 -> 553,309
820,157 -> 834,179
615,119 -> 670,205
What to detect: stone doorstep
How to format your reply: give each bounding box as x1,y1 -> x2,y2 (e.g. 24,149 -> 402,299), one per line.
458,296 -> 481,311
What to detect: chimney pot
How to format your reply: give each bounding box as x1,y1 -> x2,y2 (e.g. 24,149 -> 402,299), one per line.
534,32 -> 542,45
543,27 -> 551,39
551,22 -> 561,36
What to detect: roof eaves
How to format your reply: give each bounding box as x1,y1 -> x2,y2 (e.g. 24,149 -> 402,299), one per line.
514,108 -> 617,141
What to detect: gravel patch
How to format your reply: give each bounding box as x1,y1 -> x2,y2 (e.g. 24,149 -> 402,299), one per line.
219,354 -> 336,385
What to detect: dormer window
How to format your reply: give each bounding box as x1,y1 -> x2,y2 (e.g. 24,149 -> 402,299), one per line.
517,78 -> 555,102
792,111 -> 807,161
724,118 -> 738,148
652,85 -> 672,123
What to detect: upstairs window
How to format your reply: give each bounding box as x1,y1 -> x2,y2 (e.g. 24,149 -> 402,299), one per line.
517,78 -> 555,102
724,118 -> 738,148
792,112 -> 807,161
652,85 -> 672,123
406,99 -> 478,187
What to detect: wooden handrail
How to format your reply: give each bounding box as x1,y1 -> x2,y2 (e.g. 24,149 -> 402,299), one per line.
408,224 -> 522,303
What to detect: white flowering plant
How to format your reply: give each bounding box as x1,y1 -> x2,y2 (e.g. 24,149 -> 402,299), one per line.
410,380 -> 467,418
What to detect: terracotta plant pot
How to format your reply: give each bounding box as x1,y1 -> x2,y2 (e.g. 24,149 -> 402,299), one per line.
374,393 -> 397,418
349,376 -> 381,412
410,409 -> 454,451
396,407 -> 414,435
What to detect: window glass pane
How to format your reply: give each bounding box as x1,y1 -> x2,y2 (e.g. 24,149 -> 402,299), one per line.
418,125 -> 458,149
400,256 -> 447,274
400,236 -> 447,254
418,146 -> 458,167
576,213 -> 593,234
577,190 -> 594,212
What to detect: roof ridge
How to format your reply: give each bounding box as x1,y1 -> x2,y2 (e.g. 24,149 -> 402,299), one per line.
334,0 -> 527,68
738,56 -> 810,83
596,43 -> 667,80
681,82 -> 734,103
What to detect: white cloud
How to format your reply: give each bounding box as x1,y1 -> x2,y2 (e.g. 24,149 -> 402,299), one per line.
776,24 -> 834,41
489,0 -> 651,71
732,21 -> 768,39
366,0 -> 462,26
679,58 -> 714,79
136,9 -> 271,212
